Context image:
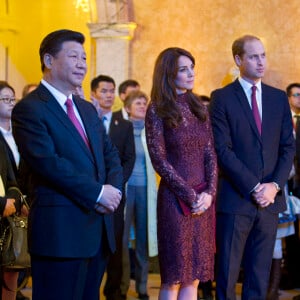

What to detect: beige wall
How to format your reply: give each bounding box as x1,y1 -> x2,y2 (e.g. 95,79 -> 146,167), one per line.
129,0 -> 300,97
0,0 -> 92,98
1,0 -> 300,98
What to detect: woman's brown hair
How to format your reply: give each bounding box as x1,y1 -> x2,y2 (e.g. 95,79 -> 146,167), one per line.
150,47 -> 206,128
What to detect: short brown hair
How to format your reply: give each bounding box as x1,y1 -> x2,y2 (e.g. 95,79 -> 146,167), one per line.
232,35 -> 261,58
124,90 -> 148,110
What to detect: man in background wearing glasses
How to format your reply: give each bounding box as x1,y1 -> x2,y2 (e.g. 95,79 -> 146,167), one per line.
284,83 -> 300,300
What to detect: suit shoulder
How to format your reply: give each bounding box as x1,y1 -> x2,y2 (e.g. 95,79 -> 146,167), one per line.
211,81 -> 236,96
111,113 -> 132,129
210,83 -> 237,110
113,110 -> 123,119
262,83 -> 286,96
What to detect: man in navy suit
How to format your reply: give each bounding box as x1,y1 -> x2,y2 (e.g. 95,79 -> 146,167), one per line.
210,35 -> 295,300
91,74 -> 135,300
12,29 -> 123,300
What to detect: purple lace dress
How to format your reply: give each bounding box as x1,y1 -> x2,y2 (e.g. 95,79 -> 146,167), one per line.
145,93 -> 218,284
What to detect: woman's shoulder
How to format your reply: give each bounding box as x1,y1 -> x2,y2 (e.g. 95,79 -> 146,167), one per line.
146,102 -> 157,118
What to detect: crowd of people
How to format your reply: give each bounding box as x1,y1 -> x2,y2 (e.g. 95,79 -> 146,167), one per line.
0,29 -> 299,300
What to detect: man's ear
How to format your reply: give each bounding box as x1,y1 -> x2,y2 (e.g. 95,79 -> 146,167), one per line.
234,55 -> 241,67
44,54 -> 53,69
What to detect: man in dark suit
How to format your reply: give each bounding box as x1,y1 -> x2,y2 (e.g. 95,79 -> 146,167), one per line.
91,74 -> 135,300
12,29 -> 123,300
210,34 -> 295,300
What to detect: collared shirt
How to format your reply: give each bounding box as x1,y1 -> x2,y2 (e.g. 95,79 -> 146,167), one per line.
239,77 -> 262,120
41,79 -> 105,201
102,111 -> 112,134
41,79 -> 87,134
291,110 -> 300,137
121,107 -> 129,120
0,125 -> 20,167
239,77 -> 263,193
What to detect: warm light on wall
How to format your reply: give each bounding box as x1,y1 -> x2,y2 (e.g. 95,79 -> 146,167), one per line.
74,0 -> 90,13
74,0 -> 98,23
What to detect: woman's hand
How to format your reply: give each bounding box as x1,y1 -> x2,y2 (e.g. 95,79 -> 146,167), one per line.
3,198 -> 16,217
191,192 -> 212,215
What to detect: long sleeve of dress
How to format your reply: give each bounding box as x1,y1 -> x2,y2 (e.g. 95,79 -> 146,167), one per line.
145,98 -> 217,207
145,103 -> 197,206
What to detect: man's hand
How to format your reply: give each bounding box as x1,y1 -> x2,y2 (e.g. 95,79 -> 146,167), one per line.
252,183 -> 277,208
95,184 -> 122,214
3,198 -> 16,217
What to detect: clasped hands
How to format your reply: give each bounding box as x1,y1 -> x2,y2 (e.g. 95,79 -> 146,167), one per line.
94,184 -> 122,214
252,182 -> 277,208
191,192 -> 212,215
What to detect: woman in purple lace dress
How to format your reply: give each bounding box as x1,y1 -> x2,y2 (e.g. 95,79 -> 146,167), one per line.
145,48 -> 218,300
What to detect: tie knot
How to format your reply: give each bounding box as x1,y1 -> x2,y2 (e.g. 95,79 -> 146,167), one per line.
102,115 -> 107,122
251,85 -> 257,93
65,98 -> 73,108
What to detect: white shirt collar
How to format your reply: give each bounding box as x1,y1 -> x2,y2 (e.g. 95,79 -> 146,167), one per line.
103,111 -> 112,122
0,124 -> 12,135
41,79 -> 72,108
121,107 -> 129,120
238,77 -> 262,93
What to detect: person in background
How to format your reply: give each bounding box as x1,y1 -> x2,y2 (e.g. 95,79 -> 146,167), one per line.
0,81 -> 29,300
145,47 -> 217,300
0,140 -> 23,300
91,74 -> 135,300
113,79 -> 141,282
12,29 -> 123,300
21,84 -> 38,98
266,183 -> 296,300
210,34 -> 295,300
121,90 -> 158,300
114,80 -> 140,120
283,83 -> 300,300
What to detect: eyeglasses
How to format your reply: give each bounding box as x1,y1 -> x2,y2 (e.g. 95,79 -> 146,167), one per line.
0,97 -> 16,104
291,93 -> 300,98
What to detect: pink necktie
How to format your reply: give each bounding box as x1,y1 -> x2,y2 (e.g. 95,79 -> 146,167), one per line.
251,86 -> 261,135
65,98 -> 90,149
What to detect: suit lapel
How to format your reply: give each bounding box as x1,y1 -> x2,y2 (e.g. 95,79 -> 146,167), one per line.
260,83 -> 274,143
72,96 -> 99,163
0,133 -> 18,174
233,80 -> 262,142
109,114 -> 121,137
38,86 -> 94,162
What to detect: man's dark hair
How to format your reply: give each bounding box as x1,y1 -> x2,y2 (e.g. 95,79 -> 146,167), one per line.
0,80 -> 15,94
39,29 -> 85,72
286,83 -> 300,96
91,75 -> 115,92
118,79 -> 139,96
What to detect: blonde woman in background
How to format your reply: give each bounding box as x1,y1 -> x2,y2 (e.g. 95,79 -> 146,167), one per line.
121,90 -> 157,300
